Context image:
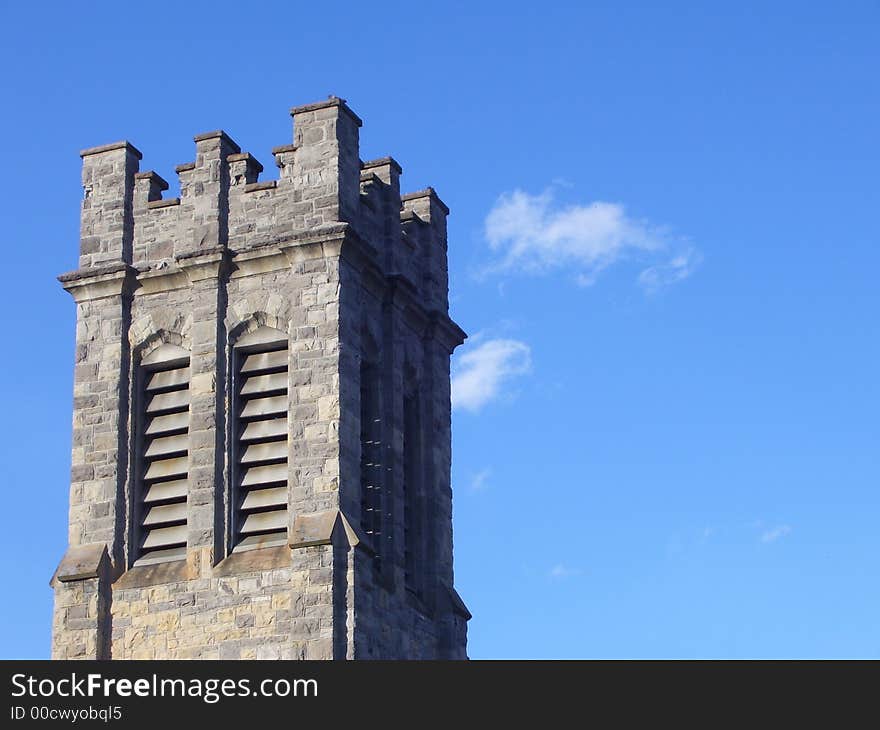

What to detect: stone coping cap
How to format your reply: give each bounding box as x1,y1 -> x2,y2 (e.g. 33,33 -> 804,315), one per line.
362,156 -> 403,175
52,543 -> 109,584
289,508 -> 375,554
271,143 -> 297,155
290,96 -> 363,127
134,171 -> 169,190
175,162 -> 196,174
227,152 -> 264,173
79,140 -> 142,160
401,187 -> 450,215
192,129 -> 241,153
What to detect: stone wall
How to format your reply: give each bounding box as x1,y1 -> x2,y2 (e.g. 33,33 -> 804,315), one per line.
52,98 -> 469,659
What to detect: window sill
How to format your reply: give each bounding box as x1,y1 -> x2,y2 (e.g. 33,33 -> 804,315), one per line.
113,557 -> 195,590
213,545 -> 291,577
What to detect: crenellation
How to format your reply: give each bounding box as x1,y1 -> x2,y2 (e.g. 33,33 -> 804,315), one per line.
401,189 -> 449,312
134,171 -> 169,205
227,152 -> 263,187
79,141 -> 141,269
271,143 -> 297,179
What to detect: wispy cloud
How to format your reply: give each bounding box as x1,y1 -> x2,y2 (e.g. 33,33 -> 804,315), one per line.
469,468 -> 492,492
482,187 -> 698,291
548,564 -> 582,580
760,525 -> 792,544
638,248 -> 703,293
451,337 -> 531,412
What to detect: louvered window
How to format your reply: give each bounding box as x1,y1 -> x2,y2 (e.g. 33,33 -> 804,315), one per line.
233,327 -> 290,552
403,389 -> 424,593
135,344 -> 190,565
360,363 -> 384,554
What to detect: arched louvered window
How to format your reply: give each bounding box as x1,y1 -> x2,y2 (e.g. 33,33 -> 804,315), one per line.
233,326 -> 290,552
135,344 -> 190,565
403,385 -> 424,594
360,361 -> 384,558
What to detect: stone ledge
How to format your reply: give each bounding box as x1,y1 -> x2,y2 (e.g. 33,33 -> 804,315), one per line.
271,143 -> 297,155
175,246 -> 229,283
58,263 -> 136,302
175,244 -> 225,263
58,261 -> 129,284
244,180 -> 277,193
289,509 -> 374,555
146,198 -> 180,209
428,311 -> 467,352
51,543 -> 109,584
113,557 -> 196,590
213,545 -> 291,576
175,162 -> 196,174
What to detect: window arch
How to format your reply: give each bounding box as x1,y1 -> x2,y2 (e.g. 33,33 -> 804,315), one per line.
232,325 -> 290,552
135,343 -> 190,565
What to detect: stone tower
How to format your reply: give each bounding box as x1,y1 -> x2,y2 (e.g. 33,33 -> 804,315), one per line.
51,97 -> 470,660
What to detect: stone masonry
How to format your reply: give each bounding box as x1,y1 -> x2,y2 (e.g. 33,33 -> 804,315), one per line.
51,97 -> 470,659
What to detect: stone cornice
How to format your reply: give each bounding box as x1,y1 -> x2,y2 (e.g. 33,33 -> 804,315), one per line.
428,311 -> 467,352
134,265 -> 190,295
277,223 -> 348,266
175,245 -> 229,283
58,263 -> 136,302
334,225 -> 467,349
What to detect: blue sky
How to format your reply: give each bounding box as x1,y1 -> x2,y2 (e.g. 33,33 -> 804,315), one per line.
1,1 -> 878,658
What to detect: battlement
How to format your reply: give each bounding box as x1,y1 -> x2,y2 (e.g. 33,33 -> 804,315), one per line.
75,97 -> 449,312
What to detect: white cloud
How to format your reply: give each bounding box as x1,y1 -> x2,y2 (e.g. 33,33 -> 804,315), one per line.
469,468 -> 492,492
760,525 -> 792,544
548,564 -> 582,580
451,337 -> 531,412
638,248 -> 703,293
482,188 -> 698,290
